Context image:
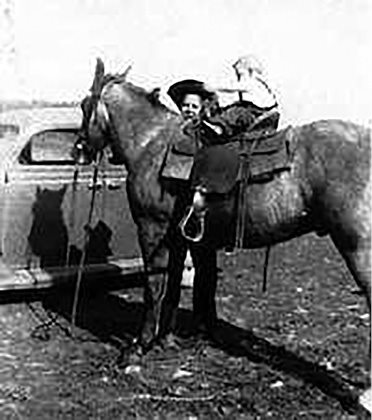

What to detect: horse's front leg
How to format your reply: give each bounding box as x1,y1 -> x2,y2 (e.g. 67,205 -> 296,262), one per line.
121,266 -> 169,363
139,246 -> 169,351
137,222 -> 187,351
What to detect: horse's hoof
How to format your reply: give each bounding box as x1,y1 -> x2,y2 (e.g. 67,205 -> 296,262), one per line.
117,338 -> 146,367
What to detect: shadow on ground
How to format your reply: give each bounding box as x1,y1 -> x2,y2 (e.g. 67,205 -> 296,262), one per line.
39,286 -> 369,417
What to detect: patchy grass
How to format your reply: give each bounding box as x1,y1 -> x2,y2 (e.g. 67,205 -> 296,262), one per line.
0,233 -> 370,419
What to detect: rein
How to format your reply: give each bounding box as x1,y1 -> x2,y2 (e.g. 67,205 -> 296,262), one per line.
65,165 -> 80,266
70,151 -> 103,337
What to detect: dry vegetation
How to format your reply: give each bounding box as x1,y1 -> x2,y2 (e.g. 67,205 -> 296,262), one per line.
0,234 -> 370,419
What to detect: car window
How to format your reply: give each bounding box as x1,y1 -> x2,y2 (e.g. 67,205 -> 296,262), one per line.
18,129 -> 78,165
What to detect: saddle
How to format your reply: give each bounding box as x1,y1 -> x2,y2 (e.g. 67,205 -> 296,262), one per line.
190,126 -> 294,194
161,126 -> 197,180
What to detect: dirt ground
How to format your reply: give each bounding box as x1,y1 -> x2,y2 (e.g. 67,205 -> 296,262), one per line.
0,233 -> 370,419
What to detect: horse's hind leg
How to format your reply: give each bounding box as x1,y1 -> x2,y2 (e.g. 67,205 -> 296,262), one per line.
332,236 -> 371,310
331,234 -> 371,411
327,184 -> 371,310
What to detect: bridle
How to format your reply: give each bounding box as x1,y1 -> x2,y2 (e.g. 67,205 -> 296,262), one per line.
74,90 -> 111,165
74,59 -> 131,165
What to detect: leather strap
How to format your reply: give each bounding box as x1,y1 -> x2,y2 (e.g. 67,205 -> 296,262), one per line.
235,138 -> 258,249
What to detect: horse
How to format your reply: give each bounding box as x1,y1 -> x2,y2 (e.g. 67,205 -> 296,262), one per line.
74,58 -> 371,409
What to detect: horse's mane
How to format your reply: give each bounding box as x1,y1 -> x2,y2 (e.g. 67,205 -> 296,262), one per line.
102,73 -> 176,115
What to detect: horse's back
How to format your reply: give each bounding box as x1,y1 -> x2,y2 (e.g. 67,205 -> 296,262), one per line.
299,120 -> 371,242
297,119 -> 370,187
300,119 -> 370,149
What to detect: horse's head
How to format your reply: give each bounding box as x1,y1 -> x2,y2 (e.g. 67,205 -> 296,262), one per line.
74,58 -> 134,165
74,58 -> 171,166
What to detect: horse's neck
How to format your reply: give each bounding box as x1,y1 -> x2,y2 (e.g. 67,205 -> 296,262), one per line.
109,102 -> 176,173
133,119 -> 173,172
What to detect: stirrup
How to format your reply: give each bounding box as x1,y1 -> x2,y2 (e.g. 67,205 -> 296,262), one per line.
179,206 -> 206,243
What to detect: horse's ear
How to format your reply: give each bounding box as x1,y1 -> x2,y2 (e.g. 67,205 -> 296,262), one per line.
120,64 -> 132,80
90,57 -> 105,96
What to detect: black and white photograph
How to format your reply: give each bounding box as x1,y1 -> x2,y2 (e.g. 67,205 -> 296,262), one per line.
0,0 -> 371,418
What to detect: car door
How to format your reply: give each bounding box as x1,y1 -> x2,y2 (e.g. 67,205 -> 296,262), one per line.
1,128 -> 97,270
92,153 -> 141,263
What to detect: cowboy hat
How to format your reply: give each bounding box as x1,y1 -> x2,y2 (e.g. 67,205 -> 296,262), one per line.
167,79 -> 215,109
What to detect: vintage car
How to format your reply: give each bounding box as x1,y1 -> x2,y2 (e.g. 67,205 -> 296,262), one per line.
0,105 -> 145,300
